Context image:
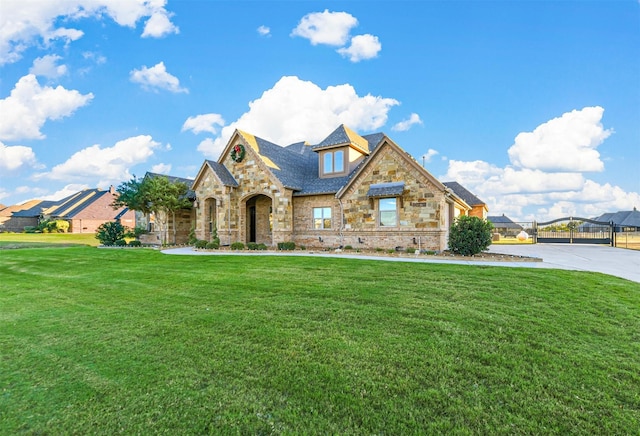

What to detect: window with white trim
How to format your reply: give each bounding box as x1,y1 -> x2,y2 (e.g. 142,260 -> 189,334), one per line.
379,198 -> 398,227
313,207 -> 332,229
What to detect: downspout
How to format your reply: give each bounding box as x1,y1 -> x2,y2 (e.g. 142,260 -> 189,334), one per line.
337,197 -> 345,248
228,188 -> 232,245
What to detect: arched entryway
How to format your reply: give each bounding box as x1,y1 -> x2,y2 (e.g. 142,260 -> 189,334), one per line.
245,194 -> 273,245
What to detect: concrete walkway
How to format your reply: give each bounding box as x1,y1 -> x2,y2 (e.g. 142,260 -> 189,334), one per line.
163,244 -> 640,283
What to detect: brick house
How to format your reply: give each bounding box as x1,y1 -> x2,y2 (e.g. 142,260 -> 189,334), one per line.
0,187 -> 135,233
183,125 -> 472,251
443,181 -> 488,219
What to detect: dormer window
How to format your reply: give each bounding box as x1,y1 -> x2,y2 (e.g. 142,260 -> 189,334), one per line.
321,149 -> 345,176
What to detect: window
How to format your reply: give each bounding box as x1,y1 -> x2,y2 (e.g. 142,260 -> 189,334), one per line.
379,198 -> 397,227
322,150 -> 345,175
313,207 -> 332,229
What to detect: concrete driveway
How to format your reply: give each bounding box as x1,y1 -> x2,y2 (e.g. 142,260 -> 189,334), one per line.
165,243 -> 640,283
487,244 -> 640,283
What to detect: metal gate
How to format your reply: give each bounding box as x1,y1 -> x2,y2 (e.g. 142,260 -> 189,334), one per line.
534,217 -> 613,245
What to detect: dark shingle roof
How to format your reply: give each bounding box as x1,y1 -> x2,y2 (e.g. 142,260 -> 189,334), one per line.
592,209 -> 640,228
367,182 -> 405,197
488,215 -> 523,229
11,200 -> 57,217
443,182 -> 485,207
244,129 -> 385,196
205,160 -> 238,187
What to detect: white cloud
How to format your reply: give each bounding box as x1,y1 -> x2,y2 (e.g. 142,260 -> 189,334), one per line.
39,135 -> 161,185
257,25 -> 271,37
29,54 -> 68,78
508,106 -> 612,172
337,34 -> 381,62
0,74 -> 94,141
130,61 -> 188,93
182,113 -> 225,135
197,138 -> 224,160
0,141 -> 38,172
202,76 -> 399,156
392,113 -> 423,132
0,0 -> 178,65
142,11 -> 179,38
291,10 -> 358,46
421,149 -> 439,164
151,163 -> 172,174
443,107 -> 639,221
41,184 -> 90,201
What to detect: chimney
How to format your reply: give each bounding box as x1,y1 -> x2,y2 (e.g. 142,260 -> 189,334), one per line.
109,185 -> 115,195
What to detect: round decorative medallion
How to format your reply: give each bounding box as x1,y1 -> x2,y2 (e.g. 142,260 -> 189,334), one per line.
231,143 -> 246,163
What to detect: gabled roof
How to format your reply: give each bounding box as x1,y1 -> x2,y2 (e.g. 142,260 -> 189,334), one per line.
488,214 -> 523,229
592,209 -> 640,227
0,199 -> 44,217
46,189 -> 106,218
9,200 -> 57,217
205,160 -> 238,187
312,124 -> 370,154
443,182 -> 486,208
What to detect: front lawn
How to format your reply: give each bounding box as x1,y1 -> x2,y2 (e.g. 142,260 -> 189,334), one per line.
1,246 -> 638,434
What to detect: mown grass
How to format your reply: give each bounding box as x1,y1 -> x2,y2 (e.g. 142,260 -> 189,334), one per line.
1,244 -> 639,434
0,232 -> 98,248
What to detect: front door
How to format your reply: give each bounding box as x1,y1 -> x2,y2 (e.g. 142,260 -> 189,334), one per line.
249,205 -> 256,242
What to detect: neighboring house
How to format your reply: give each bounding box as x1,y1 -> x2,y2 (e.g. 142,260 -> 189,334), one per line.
168,124 -> 472,251
443,181 -> 488,219
584,208 -> 640,232
488,214 -> 523,237
0,187 -> 135,233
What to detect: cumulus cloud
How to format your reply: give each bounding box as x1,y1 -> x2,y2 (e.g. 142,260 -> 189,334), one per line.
142,10 -> 179,38
0,74 -> 94,141
197,138 -> 223,160
0,141 -> 38,172
29,54 -> 68,78
392,113 -> 423,132
0,0 -> 178,65
130,62 -> 188,93
257,25 -> 271,37
508,106 -> 611,172
421,149 -> 439,164
199,76 -> 399,158
39,135 -> 161,185
291,10 -> 357,46
151,163 -> 172,174
337,34 -> 381,62
443,107 -> 638,221
182,113 -> 225,135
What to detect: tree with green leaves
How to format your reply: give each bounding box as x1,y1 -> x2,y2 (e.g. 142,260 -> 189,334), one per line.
95,221 -> 130,245
448,215 -> 494,256
112,174 -> 192,245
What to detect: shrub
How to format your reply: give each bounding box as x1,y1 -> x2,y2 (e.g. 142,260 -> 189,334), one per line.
448,215 -> 493,256
344,245 -> 353,250
257,243 -> 268,250
206,240 -> 219,249
231,242 -> 245,250
247,242 -> 258,250
114,239 -> 127,246
96,221 -> 129,245
187,226 -> 197,245
195,240 -> 208,249
129,240 -> 142,247
277,241 -> 296,251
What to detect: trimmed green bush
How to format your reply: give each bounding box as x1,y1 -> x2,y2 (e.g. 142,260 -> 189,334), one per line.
277,241 -> 296,250
95,221 -> 129,246
257,243 -> 268,250
448,215 -> 493,256
247,242 -> 258,250
128,240 -> 142,247
206,240 -> 219,249
231,242 -> 245,250
114,239 -> 127,246
195,240 -> 208,249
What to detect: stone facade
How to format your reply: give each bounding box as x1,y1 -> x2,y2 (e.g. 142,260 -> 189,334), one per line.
187,126 -> 471,252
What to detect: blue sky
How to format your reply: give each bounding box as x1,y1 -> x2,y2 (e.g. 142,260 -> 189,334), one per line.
1,0 -> 638,221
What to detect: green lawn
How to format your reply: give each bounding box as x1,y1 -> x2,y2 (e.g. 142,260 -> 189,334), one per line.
1,242 -> 639,434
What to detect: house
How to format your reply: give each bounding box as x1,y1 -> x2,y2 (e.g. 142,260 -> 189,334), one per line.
165,124 -> 473,251
586,208 -> 640,232
0,187 -> 135,233
442,181 -> 488,219
488,214 -> 523,238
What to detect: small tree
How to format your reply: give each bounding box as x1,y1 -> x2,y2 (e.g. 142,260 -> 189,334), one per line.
448,215 -> 493,256
113,174 -> 192,245
96,221 -> 130,245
